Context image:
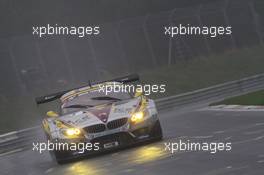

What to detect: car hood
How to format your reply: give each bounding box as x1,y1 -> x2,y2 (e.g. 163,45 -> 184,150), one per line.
57,97 -> 140,128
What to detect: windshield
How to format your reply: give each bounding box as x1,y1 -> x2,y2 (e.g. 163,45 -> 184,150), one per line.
61,90 -> 132,114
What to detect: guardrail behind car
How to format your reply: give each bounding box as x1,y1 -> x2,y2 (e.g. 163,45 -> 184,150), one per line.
156,73 -> 264,110
0,126 -> 41,154
1,73 -> 264,155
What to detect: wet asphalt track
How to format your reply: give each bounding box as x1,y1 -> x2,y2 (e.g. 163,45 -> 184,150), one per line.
1,105 -> 264,175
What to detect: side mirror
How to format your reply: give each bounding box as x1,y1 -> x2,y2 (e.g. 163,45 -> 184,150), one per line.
134,88 -> 143,97
46,111 -> 59,118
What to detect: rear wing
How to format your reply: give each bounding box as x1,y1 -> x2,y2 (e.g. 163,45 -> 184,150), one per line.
35,74 -> 139,105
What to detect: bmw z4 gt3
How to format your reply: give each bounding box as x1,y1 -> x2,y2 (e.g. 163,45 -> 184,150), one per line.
36,74 -> 163,164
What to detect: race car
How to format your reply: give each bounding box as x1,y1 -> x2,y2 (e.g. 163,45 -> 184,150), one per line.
36,74 -> 163,164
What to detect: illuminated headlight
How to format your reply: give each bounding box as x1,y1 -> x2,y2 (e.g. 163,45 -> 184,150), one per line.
63,128 -> 82,137
131,111 -> 144,123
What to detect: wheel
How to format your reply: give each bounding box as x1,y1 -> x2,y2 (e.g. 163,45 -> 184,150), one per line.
47,140 -> 73,164
150,120 -> 163,140
50,150 -> 70,164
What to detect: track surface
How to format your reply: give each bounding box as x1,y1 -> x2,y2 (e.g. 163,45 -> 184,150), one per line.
1,105 -> 264,175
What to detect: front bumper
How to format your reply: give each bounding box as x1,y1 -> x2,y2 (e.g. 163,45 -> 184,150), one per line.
52,117 -> 162,160
92,114 -> 160,146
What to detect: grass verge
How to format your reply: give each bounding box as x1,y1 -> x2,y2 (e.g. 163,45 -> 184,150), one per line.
211,90 -> 264,106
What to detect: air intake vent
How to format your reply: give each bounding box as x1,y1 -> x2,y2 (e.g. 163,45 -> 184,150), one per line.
107,118 -> 128,130
84,124 -> 106,133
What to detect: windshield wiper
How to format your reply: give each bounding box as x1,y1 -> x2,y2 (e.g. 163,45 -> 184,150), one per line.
64,104 -> 94,109
91,96 -> 121,101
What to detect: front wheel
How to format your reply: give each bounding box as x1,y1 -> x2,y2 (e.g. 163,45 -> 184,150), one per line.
49,150 -> 72,164
150,120 -> 163,140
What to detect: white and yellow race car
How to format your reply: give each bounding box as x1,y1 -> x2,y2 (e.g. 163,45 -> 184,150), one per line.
36,74 -> 163,164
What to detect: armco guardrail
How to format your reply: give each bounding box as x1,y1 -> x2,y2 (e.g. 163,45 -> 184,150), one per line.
156,73 -> 264,110
1,73 -> 264,154
0,126 -> 41,154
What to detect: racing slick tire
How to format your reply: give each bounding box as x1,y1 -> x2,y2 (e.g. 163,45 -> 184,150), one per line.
50,149 -> 72,164
150,120 -> 163,141
43,134 -> 70,164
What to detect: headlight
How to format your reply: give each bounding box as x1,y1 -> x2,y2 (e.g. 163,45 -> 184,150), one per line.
63,128 -> 82,137
131,111 -> 144,123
